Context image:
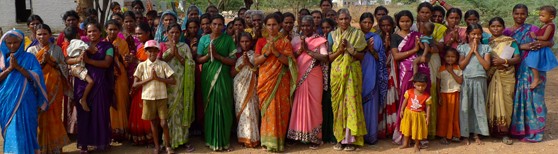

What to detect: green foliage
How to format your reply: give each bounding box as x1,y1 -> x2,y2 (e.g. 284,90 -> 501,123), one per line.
259,0 -> 321,13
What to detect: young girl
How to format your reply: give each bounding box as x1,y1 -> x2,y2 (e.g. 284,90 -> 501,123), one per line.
458,23 -> 491,145
399,73 -> 431,152
527,5 -> 558,89
436,48 -> 462,144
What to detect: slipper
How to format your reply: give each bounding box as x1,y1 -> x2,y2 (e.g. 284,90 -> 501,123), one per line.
343,145 -> 356,151
166,147 -> 175,154
333,143 -> 343,151
185,144 -> 195,152
503,137 -> 514,145
309,144 -> 319,150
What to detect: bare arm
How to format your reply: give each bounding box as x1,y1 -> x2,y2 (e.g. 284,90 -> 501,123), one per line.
475,52 -> 491,70
215,53 -> 237,66
0,67 -> 13,82
328,49 -> 344,62
458,51 -> 474,70
536,26 -> 554,41
392,47 -> 419,61
132,77 -> 151,88
448,67 -> 463,84
155,75 -> 176,85
84,55 -> 113,69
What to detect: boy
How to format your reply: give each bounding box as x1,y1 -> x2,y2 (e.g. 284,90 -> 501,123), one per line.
133,40 -> 176,154
64,26 -> 92,112
413,22 -> 434,77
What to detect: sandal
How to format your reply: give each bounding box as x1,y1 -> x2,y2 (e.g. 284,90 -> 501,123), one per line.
153,148 -> 160,154
309,144 -> 319,150
185,144 -> 195,152
343,145 -> 356,151
333,143 -> 343,151
166,147 -> 175,154
440,138 -> 450,145
502,137 -> 514,145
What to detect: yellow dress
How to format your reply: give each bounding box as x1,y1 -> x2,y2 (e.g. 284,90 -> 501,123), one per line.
400,89 -> 431,140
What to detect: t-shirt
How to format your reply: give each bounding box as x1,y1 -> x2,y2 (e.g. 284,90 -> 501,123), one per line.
404,89 -> 432,112
457,43 -> 491,78
134,59 -> 175,100
437,65 -> 462,93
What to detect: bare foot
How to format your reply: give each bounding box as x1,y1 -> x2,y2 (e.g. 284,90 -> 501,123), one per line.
399,144 -> 409,149
475,137 -> 484,145
414,144 -> 420,152
80,99 -> 91,112
466,138 -> 471,145
440,138 -> 450,145
530,79 -> 542,89
225,146 -> 234,152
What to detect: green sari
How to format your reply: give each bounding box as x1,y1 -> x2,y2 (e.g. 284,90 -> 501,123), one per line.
198,34 -> 236,150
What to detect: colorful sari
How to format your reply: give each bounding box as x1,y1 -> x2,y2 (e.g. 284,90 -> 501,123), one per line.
392,31 -> 430,144
379,33 -> 399,139
0,30 -> 48,153
127,43 -> 153,144
198,34 -> 236,150
28,43 -> 70,153
361,32 -> 388,144
287,34 -> 327,144
330,27 -> 367,146
233,50 -> 260,148
487,36 -> 518,137
162,42 -> 196,148
75,41 -> 114,150
109,37 -> 130,141
256,36 -> 297,152
506,24 -> 548,142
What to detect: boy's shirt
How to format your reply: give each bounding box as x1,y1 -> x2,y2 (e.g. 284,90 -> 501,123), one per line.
134,59 -> 175,100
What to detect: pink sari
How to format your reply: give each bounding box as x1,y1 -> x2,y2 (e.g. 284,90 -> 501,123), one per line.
287,35 -> 327,144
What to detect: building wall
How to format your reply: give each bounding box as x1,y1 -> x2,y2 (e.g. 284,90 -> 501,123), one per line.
32,0 -> 76,31
0,0 -> 18,28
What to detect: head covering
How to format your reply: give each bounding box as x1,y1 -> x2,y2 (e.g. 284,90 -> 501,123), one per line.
0,29 -> 25,70
155,10 -> 178,42
144,40 -> 160,50
182,4 -> 202,30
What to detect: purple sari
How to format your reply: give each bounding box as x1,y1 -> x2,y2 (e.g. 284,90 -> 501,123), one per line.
75,41 -> 114,150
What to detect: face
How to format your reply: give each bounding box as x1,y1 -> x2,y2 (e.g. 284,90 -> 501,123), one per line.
124,16 -> 136,31
188,10 -> 200,20
418,7 -> 432,22
133,4 -> 144,13
337,13 -> 351,30
106,24 -> 120,40
233,20 -> 245,32
539,10 -> 555,24
322,22 -> 333,35
320,2 -> 332,12
167,27 -> 181,42
312,13 -> 322,27
398,16 -> 412,31
413,82 -> 427,93
239,36 -> 251,51
266,18 -> 281,36
465,15 -> 479,25
226,24 -> 234,35
513,8 -> 528,25
374,10 -> 387,22
489,20 -> 504,37
28,20 -> 41,32
201,18 -> 211,34
211,19 -> 224,35
146,48 -> 159,61
301,20 -> 314,37
207,7 -> 218,16
146,16 -> 155,26
163,15 -> 176,27
360,17 -> 373,33
252,15 -> 263,29
238,10 -> 246,18
380,20 -> 393,34
36,29 -> 51,45
135,27 -> 149,43
87,25 -> 101,42
245,14 -> 253,26
446,13 -> 461,28
326,11 -> 336,19
431,11 -> 444,24
187,22 -> 199,36
283,16 -> 295,32
112,15 -> 123,24
65,16 -> 79,28
5,36 -> 22,53
444,51 -> 458,65
467,29 -> 482,43
113,5 -> 121,14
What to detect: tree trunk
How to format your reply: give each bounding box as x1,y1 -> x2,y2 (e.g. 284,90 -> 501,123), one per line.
76,0 -> 94,22
244,0 -> 253,9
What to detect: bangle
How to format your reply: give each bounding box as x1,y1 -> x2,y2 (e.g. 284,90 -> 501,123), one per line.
504,59 -> 508,64
263,54 -> 268,58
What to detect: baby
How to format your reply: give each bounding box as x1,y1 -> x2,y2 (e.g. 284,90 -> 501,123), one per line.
64,26 -> 93,112
413,22 -> 434,77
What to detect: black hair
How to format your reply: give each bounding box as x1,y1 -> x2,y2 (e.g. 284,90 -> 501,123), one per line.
238,32 -> 253,48
110,2 -> 120,10
283,12 -> 296,22
227,21 -> 234,29
211,14 -> 225,23
200,13 -> 212,22
417,2 -> 433,13
378,15 -> 395,33
445,48 -> 459,57
540,5 -> 557,16
432,5 -> 446,16
206,5 -> 218,13
395,10 -> 414,29
265,13 -> 283,24
111,13 -> 124,20
123,11 -> 137,21
321,18 -> 337,28
374,6 -> 389,15
186,18 -> 201,28
27,15 -> 44,26
489,17 -> 505,28
146,10 -> 158,18
311,10 -> 322,16
412,73 -> 429,83
513,4 -> 529,13
86,8 -> 98,17
299,8 -> 311,15
238,8 -> 248,15
232,17 -> 245,27
105,19 -> 122,30
360,12 -> 375,25
466,23 -> 483,41
85,19 -> 103,32
131,0 -> 145,11
64,26 -> 79,41
464,10 -> 480,20
62,10 -> 80,21
166,23 -> 181,33
35,24 -> 52,34
446,8 -> 463,19
423,22 -> 435,35
320,0 -> 333,6
137,22 -> 153,39
273,11 -> 283,17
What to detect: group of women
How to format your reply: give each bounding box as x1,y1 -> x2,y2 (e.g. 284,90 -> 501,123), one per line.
0,0 -> 553,153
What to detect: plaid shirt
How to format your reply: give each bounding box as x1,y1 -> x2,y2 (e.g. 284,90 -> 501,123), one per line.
134,59 -> 174,100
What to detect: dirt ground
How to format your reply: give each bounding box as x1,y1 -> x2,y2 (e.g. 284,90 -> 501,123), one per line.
1,70 -> 557,153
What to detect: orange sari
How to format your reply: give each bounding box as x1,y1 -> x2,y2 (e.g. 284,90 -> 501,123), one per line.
128,43 -> 153,144
110,37 -> 130,140
256,36 -> 297,152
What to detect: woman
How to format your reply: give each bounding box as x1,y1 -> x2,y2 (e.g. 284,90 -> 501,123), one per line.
377,15 -> 398,139
161,23 -> 196,151
155,11 -> 179,42
75,22 -> 114,152
287,15 -> 329,149
444,8 -> 466,49
181,4 -> 202,34
359,13 -> 388,145
373,6 -> 389,33
0,29 -> 47,153
25,15 -> 47,49
254,13 -> 297,152
505,4 -> 553,142
197,14 -> 237,151
391,10 -> 430,144
464,10 -> 492,44
27,24 -> 70,153
57,10 -> 84,50
329,9 -> 367,151
487,17 -> 521,145
105,20 -> 130,142
320,17 -> 337,144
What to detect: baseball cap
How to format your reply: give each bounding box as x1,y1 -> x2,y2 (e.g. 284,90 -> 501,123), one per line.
144,40 -> 160,50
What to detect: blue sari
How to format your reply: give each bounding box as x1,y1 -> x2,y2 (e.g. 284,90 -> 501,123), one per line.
505,24 -> 547,142
361,32 -> 388,144
0,30 -> 48,153
155,11 -> 186,42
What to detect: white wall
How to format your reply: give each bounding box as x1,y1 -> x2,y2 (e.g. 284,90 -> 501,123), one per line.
32,0 -> 76,31
0,0 -> 18,28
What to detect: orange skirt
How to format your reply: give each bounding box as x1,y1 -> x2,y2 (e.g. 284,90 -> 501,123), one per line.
436,92 -> 461,139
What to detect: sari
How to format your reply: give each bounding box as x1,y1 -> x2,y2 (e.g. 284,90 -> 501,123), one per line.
287,34 -> 327,144
379,32 -> 399,139
155,11 -> 185,43
75,41 -> 114,150
127,43 -> 153,144
426,23 -> 446,138
506,24 -> 548,142
28,43 -> 70,153
256,36 -> 297,152
487,36 -> 518,137
198,34 -> 236,150
233,50 -> 260,148
161,42 -> 196,148
0,30 -> 48,153
322,34 -> 336,143
392,31 -> 430,144
109,37 -> 130,141
330,27 -> 367,146
361,32 -> 388,144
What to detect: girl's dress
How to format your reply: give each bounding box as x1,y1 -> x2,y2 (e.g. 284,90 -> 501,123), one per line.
400,89 -> 431,140
525,23 -> 558,71
436,65 -> 462,139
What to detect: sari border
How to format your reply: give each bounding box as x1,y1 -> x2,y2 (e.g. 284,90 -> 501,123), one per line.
30,71 -> 48,110
2,80 -> 27,138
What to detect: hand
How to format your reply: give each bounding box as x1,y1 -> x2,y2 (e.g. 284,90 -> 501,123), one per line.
426,119 -> 430,126
492,56 -> 505,66
114,66 -> 121,77
438,100 -> 442,106
9,53 -> 19,70
413,36 -> 421,51
530,32 -> 537,40
367,37 -> 375,52
301,36 -> 308,52
400,110 -> 404,119
341,39 -> 348,49
87,44 -> 98,54
243,53 -> 251,67
384,34 -> 391,48
150,68 -> 158,81
447,64 -> 455,74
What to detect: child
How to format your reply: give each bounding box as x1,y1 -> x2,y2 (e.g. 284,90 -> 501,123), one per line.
436,48 -> 463,144
64,26 -> 92,112
133,40 -> 176,154
457,23 -> 491,145
527,5 -> 558,89
399,73 -> 431,152
413,22 -> 434,78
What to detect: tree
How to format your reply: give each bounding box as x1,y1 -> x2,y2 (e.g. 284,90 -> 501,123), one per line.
76,0 -> 110,25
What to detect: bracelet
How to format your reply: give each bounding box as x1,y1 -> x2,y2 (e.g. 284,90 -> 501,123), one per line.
504,59 -> 508,64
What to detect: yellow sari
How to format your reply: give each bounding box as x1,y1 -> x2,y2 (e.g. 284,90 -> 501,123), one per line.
110,37 -> 130,140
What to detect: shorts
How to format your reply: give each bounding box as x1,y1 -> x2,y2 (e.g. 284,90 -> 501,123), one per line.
141,99 -> 169,120
70,65 -> 88,81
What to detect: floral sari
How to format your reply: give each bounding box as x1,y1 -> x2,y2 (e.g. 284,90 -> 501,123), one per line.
233,50 -> 260,148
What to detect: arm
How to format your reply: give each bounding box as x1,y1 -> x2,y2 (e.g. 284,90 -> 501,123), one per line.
475,51 -> 491,70
438,0 -> 453,10
328,48 -> 344,62
155,75 -> 176,85
448,67 -> 463,84
436,78 -> 441,105
214,53 -> 237,66
399,97 -> 408,119
392,47 -> 419,61
84,55 -> 113,69
426,105 -> 431,126
132,77 -> 151,88
458,49 -> 474,70
0,67 -> 13,82
65,57 -> 81,65
309,49 -> 329,63
536,26 -> 554,41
